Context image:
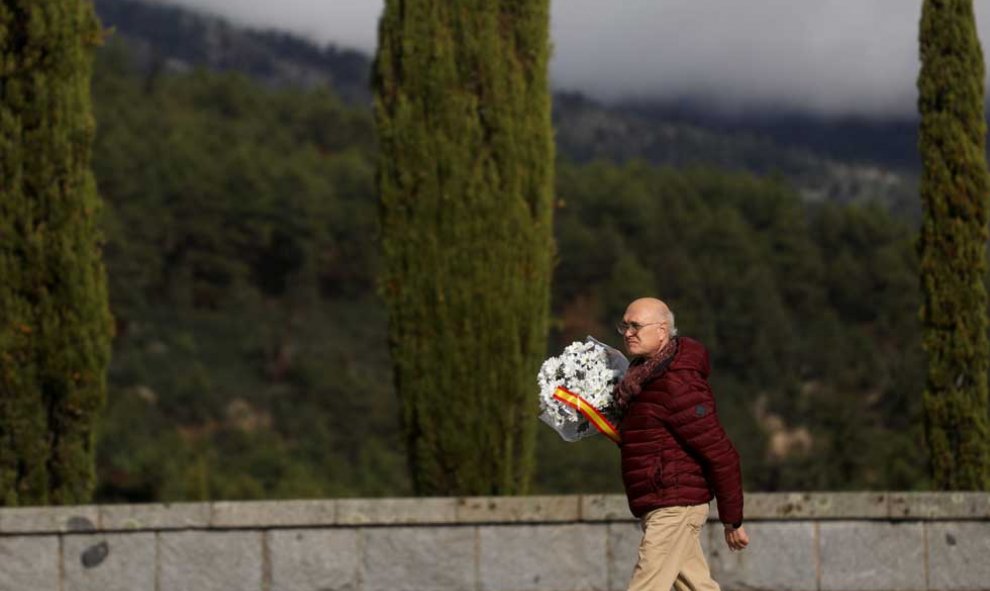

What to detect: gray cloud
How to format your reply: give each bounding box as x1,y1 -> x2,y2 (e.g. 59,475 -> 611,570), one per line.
149,0 -> 990,118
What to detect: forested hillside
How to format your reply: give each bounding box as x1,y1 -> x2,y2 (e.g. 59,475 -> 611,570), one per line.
553,94 -> 919,217
94,0 -> 922,214
92,41 -> 396,500
90,27 -> 930,500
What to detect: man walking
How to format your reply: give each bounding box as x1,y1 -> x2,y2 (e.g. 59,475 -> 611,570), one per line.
615,297 -> 748,591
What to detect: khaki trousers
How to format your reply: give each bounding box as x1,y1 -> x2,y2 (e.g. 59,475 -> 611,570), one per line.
626,504 -> 720,591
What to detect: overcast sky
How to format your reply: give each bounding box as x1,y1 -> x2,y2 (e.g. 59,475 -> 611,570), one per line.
149,0 -> 990,118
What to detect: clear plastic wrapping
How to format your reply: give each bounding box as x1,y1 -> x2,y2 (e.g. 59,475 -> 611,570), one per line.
537,336 -> 629,442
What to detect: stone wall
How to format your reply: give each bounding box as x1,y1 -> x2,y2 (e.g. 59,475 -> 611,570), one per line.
1,492 -> 988,591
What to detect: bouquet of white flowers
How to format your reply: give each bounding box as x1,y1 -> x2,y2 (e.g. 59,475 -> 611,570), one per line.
537,336 -> 629,443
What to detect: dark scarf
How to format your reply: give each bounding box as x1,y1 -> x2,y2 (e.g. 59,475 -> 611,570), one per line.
614,337 -> 679,409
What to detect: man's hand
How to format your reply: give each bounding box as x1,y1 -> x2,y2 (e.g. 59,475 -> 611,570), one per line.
724,525 -> 749,551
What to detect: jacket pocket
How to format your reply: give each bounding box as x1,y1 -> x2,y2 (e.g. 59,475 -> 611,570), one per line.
650,459 -> 664,493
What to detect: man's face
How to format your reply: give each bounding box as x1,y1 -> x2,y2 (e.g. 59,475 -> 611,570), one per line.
621,302 -> 668,357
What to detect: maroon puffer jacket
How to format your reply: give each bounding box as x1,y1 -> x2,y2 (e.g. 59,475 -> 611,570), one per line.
618,337 -> 744,526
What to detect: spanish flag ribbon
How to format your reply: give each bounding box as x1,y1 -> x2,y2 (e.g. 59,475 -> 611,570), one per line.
552,386 -> 621,444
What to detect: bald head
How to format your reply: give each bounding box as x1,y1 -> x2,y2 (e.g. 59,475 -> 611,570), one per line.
621,297 -> 677,357
626,298 -> 670,323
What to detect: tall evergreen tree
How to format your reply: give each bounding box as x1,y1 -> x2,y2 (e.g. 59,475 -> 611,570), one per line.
917,0 -> 990,489
374,0 -> 554,494
0,1 -> 113,504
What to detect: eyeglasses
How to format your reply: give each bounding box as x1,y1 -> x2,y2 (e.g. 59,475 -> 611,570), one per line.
615,321 -> 664,335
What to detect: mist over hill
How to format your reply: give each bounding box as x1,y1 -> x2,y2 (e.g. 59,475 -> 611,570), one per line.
616,100 -> 921,172
94,0 -> 925,216
95,0 -> 372,103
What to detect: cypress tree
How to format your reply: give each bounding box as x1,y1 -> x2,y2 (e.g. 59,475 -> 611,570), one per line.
0,1 -> 113,504
917,0 -> 990,489
374,0 -> 554,494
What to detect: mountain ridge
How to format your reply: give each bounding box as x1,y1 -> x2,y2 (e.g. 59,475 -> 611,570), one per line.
93,0 -> 921,216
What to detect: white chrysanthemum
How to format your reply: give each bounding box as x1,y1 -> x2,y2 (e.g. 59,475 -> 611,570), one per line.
536,337 -> 629,441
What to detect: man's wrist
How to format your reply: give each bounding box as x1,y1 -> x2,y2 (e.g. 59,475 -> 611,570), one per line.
724,521 -> 743,530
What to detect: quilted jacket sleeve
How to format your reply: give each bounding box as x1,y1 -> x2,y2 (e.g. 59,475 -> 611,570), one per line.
660,376 -> 744,527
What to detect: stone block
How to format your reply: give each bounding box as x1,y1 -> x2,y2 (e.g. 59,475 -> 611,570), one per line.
63,532 -> 155,591
928,522 -> 990,590
735,492 -> 816,519
479,524 -> 607,591
337,497 -> 457,525
738,492 -> 888,521
0,536 -> 59,591
581,495 -> 635,522
362,526 -> 475,591
809,492 -> 889,519
889,492 -> 988,520
971,493 -> 990,519
1,505 -> 99,534
458,495 -> 579,523
708,522 -> 816,591
606,521 -> 642,591
269,528 -> 359,591
159,530 -> 262,591
820,521 -> 925,591
212,499 -> 335,528
99,502 -> 210,531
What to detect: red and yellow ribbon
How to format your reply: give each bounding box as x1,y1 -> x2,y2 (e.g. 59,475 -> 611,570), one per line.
552,386 -> 621,444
